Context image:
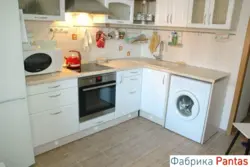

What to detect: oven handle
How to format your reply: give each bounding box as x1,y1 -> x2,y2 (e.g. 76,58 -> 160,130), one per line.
82,83 -> 116,91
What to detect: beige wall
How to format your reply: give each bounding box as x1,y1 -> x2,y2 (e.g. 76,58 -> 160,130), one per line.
141,0 -> 250,130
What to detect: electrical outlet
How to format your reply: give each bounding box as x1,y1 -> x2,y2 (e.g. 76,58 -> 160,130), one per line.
127,51 -> 131,56
119,45 -> 123,51
50,27 -> 69,33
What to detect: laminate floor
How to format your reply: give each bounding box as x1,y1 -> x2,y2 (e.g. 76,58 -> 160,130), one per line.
35,118 -> 246,167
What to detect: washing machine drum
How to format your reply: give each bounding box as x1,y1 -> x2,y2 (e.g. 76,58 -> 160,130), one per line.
175,91 -> 200,121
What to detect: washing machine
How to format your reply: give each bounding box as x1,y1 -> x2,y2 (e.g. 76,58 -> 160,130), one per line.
165,75 -> 212,144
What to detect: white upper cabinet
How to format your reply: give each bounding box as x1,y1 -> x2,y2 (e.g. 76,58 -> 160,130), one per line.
156,0 -> 189,27
187,0 -> 210,28
187,0 -> 236,29
96,0 -> 134,24
18,0 -> 65,21
208,0 -> 235,29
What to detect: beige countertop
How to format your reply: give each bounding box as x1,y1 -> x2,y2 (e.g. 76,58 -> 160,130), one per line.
26,58 -> 230,86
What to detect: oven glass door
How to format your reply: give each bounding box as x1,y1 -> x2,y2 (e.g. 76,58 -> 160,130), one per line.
79,82 -> 116,122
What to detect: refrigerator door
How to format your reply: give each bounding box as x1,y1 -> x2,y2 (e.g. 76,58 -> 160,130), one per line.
0,99 -> 35,167
0,0 -> 27,103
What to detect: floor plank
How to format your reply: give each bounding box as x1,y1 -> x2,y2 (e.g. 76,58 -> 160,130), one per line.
35,118 -> 245,167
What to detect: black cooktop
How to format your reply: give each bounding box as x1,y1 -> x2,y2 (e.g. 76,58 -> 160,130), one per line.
68,63 -> 113,73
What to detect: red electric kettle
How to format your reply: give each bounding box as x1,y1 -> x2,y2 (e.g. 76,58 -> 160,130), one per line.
65,50 -> 81,68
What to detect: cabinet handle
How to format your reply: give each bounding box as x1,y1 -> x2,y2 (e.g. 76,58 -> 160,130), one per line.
35,16 -> 48,19
208,14 -> 211,25
162,75 -> 165,85
50,111 -> 62,115
129,90 -> 137,94
203,14 -> 206,24
117,21 -> 124,24
49,93 -> 61,98
96,121 -> 104,124
120,76 -> 123,84
48,85 -> 60,89
130,71 -> 138,74
170,14 -> 173,24
130,78 -> 138,81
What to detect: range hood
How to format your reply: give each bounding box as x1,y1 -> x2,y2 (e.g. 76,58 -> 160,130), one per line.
66,0 -> 110,15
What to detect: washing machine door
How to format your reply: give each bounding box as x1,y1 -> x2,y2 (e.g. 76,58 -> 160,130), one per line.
175,91 -> 200,121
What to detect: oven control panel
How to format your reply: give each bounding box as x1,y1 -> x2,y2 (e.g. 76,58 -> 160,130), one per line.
78,72 -> 116,87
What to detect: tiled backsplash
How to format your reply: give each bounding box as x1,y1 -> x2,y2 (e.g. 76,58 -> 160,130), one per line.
25,21 -> 142,62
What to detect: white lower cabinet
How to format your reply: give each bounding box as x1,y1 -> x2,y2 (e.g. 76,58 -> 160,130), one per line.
115,70 -> 142,118
27,79 -> 79,147
31,104 -> 79,147
28,87 -> 78,114
140,68 -> 170,125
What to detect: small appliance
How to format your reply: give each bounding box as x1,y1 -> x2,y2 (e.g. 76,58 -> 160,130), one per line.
78,72 -> 116,123
23,49 -> 63,76
65,50 -> 81,68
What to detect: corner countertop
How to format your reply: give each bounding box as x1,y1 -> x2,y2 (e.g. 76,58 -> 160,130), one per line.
26,58 -> 230,86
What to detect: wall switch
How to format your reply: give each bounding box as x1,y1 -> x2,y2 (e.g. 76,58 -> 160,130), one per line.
127,51 -> 131,56
119,45 -> 123,51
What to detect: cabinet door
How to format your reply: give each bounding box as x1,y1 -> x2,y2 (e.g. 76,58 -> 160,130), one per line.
169,0 -> 189,27
18,0 -> 65,21
141,69 -> 169,119
106,0 -> 134,24
187,0 -> 210,28
155,0 -> 171,26
208,0 -> 235,29
122,76 -> 142,114
30,104 -> 79,147
115,72 -> 141,118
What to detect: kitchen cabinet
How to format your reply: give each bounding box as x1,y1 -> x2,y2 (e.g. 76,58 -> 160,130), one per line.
187,0 -> 236,29
95,0 -> 134,24
28,87 -> 78,114
115,69 -> 142,118
18,0 -> 65,21
140,68 -> 170,125
27,79 -> 79,147
31,104 -> 79,147
155,0 -> 189,27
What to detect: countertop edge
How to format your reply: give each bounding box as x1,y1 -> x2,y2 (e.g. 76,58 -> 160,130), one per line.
26,61 -> 230,86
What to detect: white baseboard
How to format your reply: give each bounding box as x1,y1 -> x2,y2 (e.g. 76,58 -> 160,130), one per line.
140,110 -> 165,126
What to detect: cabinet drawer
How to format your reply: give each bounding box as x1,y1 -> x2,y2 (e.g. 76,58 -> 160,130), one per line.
123,69 -> 142,78
30,104 -> 79,147
28,87 -> 78,114
124,76 -> 141,112
79,112 -> 115,131
123,75 -> 142,89
27,79 -> 77,95
116,75 -> 142,118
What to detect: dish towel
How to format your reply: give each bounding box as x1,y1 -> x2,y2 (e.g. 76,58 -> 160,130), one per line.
149,32 -> 160,54
82,29 -> 92,52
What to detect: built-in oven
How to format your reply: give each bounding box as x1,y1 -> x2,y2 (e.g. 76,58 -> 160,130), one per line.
78,73 -> 116,123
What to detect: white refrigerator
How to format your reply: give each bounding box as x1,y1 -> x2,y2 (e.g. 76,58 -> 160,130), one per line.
0,1 -> 35,167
